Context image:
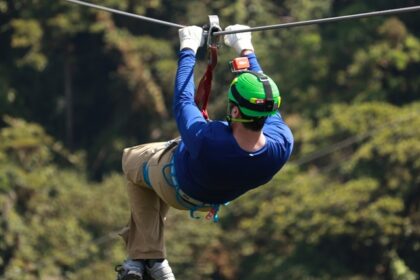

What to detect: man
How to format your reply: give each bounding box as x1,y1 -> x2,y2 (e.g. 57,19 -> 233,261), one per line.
116,25 -> 294,280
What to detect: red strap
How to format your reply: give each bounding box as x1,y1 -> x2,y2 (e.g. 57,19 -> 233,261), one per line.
195,46 -> 218,120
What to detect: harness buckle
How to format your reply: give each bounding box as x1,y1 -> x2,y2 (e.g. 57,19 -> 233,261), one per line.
205,207 -> 219,222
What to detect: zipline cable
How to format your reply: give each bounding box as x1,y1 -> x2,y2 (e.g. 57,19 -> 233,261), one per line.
214,5 -> 420,35
63,0 -> 185,29
63,1 -> 420,36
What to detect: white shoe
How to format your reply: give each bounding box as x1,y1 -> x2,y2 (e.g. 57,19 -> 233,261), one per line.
146,259 -> 175,280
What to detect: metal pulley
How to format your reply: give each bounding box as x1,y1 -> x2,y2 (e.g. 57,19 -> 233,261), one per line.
203,15 -> 222,48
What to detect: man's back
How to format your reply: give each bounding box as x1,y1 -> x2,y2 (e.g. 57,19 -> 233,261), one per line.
174,112 -> 293,204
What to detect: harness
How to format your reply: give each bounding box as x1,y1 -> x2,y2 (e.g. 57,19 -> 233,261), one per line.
142,139 -> 225,222
162,155 -> 223,222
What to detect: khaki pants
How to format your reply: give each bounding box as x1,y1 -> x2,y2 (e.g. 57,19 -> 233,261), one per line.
119,140 -> 205,259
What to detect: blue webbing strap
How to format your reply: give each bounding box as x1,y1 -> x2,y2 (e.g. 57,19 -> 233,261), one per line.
142,139 -> 178,189
142,162 -> 152,188
141,142 -> 226,222
161,159 -> 223,223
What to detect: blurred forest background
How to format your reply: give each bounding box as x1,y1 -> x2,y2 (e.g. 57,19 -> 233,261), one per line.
1,0 -> 419,279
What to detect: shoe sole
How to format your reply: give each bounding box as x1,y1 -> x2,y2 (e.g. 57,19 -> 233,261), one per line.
143,272 -> 154,280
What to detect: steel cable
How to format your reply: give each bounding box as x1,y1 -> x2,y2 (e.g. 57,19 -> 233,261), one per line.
62,1 -> 420,35
63,0 -> 185,28
214,5 -> 420,35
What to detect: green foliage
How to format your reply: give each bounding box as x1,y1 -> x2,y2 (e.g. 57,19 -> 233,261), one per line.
10,19 -> 46,70
0,118 -> 128,279
214,103 -> 420,279
0,0 -> 419,279
341,18 -> 420,103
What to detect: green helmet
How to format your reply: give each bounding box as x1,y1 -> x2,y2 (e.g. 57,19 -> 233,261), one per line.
228,72 -> 281,118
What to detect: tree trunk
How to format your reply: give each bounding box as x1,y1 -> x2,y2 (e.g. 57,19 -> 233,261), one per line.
64,50 -> 74,149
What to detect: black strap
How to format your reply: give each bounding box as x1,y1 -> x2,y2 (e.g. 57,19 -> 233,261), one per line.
157,138 -> 181,163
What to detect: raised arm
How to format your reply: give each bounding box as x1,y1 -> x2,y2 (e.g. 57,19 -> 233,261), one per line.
173,26 -> 207,158
224,24 -> 262,73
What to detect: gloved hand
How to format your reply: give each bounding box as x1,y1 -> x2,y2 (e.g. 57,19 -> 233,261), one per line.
224,24 -> 254,54
179,26 -> 204,54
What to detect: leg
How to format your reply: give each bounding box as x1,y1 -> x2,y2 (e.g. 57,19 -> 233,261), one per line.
121,142 -> 170,259
118,141 -> 179,280
126,180 -> 169,259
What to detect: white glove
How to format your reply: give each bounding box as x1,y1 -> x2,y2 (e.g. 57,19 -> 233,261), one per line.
179,26 -> 204,54
224,24 -> 254,54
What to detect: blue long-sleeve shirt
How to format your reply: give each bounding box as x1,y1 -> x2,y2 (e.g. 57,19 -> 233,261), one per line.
173,49 -> 293,204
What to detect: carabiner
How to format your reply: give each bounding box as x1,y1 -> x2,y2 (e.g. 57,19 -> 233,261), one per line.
203,15 -> 222,48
